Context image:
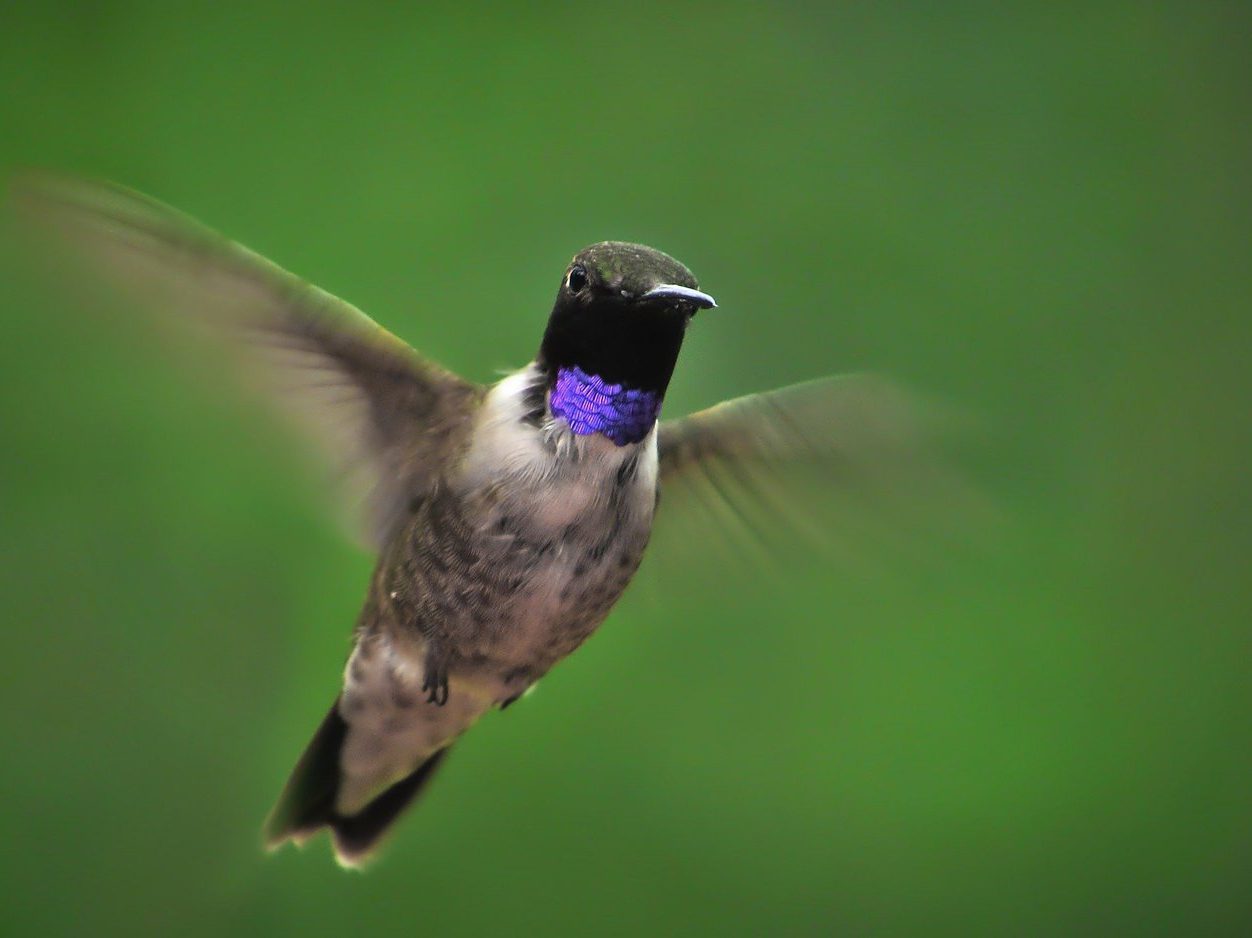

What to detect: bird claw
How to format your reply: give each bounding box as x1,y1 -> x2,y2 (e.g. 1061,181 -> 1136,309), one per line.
422,650 -> 450,706
499,693 -> 522,710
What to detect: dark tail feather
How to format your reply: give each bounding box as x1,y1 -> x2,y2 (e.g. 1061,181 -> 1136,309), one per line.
329,747 -> 449,866
263,700 -> 450,868
263,703 -> 348,848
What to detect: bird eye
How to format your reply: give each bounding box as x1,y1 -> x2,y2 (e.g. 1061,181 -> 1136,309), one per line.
567,265 -> 588,293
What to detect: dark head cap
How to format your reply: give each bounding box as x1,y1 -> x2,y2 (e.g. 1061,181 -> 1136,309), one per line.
538,241 -> 715,394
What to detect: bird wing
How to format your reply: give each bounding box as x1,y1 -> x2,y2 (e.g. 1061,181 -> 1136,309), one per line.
655,375 -> 981,569
12,173 -> 482,550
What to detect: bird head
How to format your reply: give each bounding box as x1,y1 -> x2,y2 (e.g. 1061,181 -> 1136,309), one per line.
538,241 -> 715,396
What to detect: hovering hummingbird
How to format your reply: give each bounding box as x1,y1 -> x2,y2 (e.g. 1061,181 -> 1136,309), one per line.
14,175 -> 955,868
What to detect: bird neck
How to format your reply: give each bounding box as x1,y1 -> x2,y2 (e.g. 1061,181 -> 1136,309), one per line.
547,365 -> 663,446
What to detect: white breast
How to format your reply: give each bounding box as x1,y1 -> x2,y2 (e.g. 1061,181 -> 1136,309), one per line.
460,364 -> 659,508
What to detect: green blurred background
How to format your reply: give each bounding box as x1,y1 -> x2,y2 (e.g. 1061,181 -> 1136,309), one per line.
2,2 -> 1249,935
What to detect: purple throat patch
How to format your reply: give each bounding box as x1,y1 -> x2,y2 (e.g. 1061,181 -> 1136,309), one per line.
549,366 -> 662,446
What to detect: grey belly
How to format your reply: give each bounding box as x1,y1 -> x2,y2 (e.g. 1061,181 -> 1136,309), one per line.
376,485 -> 654,701
336,467 -> 654,812
488,528 -> 650,680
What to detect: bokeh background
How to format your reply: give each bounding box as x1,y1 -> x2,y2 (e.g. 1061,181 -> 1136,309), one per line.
2,3 -> 1249,935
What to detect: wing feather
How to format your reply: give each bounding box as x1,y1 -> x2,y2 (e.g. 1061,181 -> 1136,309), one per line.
12,173 -> 482,549
656,375 -> 982,567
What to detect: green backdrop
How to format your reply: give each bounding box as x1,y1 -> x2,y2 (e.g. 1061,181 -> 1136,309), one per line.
2,3 -> 1249,935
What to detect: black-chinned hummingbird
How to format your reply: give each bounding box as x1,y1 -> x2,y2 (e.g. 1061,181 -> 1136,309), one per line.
14,175 -> 953,868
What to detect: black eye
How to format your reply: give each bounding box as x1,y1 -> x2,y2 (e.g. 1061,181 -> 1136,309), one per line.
567,265 -> 588,293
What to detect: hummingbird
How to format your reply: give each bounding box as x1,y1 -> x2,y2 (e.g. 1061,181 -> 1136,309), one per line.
13,175 -> 954,868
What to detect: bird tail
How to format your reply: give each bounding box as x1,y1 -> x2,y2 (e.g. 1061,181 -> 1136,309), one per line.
262,700 -> 450,869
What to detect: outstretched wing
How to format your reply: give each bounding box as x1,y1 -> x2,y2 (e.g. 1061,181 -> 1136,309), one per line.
656,375 -> 980,568
12,173 -> 482,549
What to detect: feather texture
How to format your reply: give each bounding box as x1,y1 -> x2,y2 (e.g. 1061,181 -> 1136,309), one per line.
12,173 -> 482,549
656,375 -> 981,564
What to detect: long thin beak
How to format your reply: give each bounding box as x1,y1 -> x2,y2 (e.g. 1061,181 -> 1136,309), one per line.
643,283 -> 717,309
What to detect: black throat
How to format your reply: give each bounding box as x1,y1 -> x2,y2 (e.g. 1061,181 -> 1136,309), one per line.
536,296 -> 689,395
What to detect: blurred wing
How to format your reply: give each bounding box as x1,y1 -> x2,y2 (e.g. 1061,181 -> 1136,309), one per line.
12,173 -> 482,550
656,375 -> 979,569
